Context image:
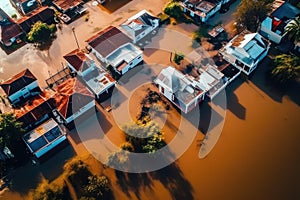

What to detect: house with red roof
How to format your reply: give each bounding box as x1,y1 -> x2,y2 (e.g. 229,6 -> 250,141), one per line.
13,90 -> 57,130
63,49 -> 116,100
0,8 -> 24,46
0,68 -> 40,105
86,26 -> 143,76
260,0 -> 300,44
53,78 -> 95,129
17,6 -> 55,33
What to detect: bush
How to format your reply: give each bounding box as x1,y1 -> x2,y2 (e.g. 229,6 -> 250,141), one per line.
81,175 -> 111,199
173,51 -> 184,65
27,21 -> 57,45
163,1 -> 183,20
11,14 -> 17,19
30,180 -> 70,200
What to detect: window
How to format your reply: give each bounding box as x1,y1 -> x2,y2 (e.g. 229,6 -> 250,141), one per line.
161,87 -> 164,94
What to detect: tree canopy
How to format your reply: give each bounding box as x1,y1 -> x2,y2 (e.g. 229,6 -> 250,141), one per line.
285,17 -> 300,44
163,1 -> 183,20
234,0 -> 273,32
27,21 -> 57,46
30,180 -> 70,200
0,113 -> 23,153
271,54 -> 300,84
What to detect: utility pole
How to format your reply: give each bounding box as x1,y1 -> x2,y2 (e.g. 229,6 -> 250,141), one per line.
72,26 -> 80,50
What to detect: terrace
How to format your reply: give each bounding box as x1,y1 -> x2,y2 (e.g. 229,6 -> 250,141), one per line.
23,119 -> 67,158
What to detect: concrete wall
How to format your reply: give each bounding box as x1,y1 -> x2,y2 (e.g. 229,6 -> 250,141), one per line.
65,100 -> 95,124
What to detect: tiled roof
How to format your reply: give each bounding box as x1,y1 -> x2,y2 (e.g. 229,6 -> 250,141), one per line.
85,26 -> 131,58
14,91 -> 56,128
63,49 -> 87,71
54,78 -> 94,119
0,8 -> 23,45
53,0 -> 83,11
17,7 -> 55,33
0,69 -> 37,96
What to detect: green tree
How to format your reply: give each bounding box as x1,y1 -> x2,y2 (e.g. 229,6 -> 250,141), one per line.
173,51 -> 185,65
234,0 -> 273,32
31,180 -> 70,200
27,21 -> 57,45
0,113 -> 23,177
64,158 -> 91,187
0,113 -> 23,153
163,1 -> 183,20
271,54 -> 300,84
285,16 -> 300,44
82,175 -> 111,199
122,120 -> 165,154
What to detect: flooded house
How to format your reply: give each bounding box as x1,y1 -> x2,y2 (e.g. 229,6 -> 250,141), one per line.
63,49 -> 116,100
121,9 -> 160,44
86,26 -> 143,76
219,31 -> 270,75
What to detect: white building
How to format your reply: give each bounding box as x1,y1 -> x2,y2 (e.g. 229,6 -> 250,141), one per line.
155,66 -> 206,113
260,0 -> 300,44
219,31 -> 270,75
121,10 -> 160,44
86,26 -> 143,75
23,119 -> 67,158
181,0 -> 230,23
63,49 -> 116,100
0,68 -> 40,105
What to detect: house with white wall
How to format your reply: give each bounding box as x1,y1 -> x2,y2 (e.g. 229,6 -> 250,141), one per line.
23,119 -> 67,158
63,49 -> 95,77
53,78 -> 95,129
219,31 -> 270,75
0,68 -> 40,105
86,26 -> 143,75
63,49 -> 116,100
121,10 -> 160,44
155,66 -> 206,113
181,0 -> 230,23
260,0 -> 300,44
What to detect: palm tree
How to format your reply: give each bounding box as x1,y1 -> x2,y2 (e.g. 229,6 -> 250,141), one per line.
271,54 -> 300,84
285,16 -> 300,44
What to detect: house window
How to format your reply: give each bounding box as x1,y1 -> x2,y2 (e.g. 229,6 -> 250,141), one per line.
244,66 -> 250,72
130,62 -> 133,66
235,60 -> 244,68
161,87 -> 164,94
138,56 -> 141,59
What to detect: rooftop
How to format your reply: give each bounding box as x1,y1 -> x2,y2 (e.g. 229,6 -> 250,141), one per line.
53,0 -> 83,11
0,68 -> 37,96
13,90 -> 56,128
86,26 -> 131,58
122,10 -> 159,37
271,1 -> 300,20
17,6 -> 55,32
223,32 -> 269,66
196,1 -> 216,13
23,119 -> 65,155
63,49 -> 89,72
83,67 -> 115,96
106,43 -> 142,69
155,66 -> 204,105
54,78 -> 94,119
